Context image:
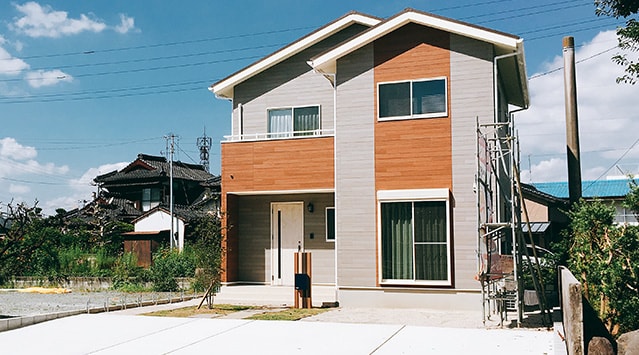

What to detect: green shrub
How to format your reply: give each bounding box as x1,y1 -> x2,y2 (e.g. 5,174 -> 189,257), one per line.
112,252 -> 147,290
149,248 -> 195,292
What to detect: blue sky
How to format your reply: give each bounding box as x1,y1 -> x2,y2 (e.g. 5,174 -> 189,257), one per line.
1,0 -> 637,214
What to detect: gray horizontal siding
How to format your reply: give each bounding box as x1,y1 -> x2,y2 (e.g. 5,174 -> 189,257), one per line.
335,43 -> 377,287
450,34 -> 494,290
232,25 -> 371,138
237,193 -> 335,284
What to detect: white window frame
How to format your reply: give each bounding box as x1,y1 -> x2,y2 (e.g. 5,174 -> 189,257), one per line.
325,207 -> 335,242
377,77 -> 448,121
267,104 -> 321,138
377,188 -> 452,286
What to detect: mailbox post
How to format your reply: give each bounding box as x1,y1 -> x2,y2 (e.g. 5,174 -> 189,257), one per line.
294,252 -> 312,308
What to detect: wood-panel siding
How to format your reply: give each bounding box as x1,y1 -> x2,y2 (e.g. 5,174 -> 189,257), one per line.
450,34 -> 494,290
221,137 -> 334,193
374,24 -> 453,191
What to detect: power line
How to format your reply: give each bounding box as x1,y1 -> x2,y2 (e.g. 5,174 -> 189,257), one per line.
529,45 -> 619,79
0,54 -> 262,83
584,138 -> 639,190
0,26 -> 315,62
0,43 -> 285,76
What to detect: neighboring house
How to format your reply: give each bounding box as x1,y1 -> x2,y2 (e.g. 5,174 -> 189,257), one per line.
94,154 -> 218,213
210,9 -> 528,309
520,183 -> 569,249
123,205 -> 207,267
533,178 -> 639,225
91,154 -> 219,261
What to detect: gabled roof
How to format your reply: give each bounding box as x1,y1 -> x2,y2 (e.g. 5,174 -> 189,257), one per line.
532,179 -> 639,199
308,8 -> 529,107
210,11 -> 382,99
94,154 -> 214,185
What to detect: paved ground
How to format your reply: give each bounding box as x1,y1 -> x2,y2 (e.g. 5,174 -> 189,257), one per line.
0,286 -> 560,354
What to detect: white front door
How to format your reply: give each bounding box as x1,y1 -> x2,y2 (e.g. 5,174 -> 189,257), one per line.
271,202 -> 304,286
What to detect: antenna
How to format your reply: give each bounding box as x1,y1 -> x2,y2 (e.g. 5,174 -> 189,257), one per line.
197,127 -> 213,172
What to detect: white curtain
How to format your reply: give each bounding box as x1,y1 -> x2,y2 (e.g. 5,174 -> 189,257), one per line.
268,109 -> 292,138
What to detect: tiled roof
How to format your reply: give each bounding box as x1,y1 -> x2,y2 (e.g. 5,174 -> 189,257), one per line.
532,179 -> 638,199
94,154 -> 215,184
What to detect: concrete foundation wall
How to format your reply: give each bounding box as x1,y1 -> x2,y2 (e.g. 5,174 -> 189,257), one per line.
337,287 -> 480,310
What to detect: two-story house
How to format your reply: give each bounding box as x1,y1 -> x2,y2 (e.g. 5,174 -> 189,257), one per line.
92,154 -> 219,262
210,9 -> 528,309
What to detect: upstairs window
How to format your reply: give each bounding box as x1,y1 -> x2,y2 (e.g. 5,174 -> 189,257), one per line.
378,78 -> 447,120
268,105 -> 320,138
142,188 -> 161,211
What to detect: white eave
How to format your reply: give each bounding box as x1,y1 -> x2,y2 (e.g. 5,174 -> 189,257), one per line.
210,12 -> 382,99
308,9 -> 529,107
309,9 -> 523,74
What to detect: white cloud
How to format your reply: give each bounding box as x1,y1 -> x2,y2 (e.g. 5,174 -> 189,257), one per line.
25,69 -> 73,88
518,30 -> 639,183
69,162 -> 128,192
0,137 -> 37,160
114,14 -> 137,34
0,44 -> 29,76
520,158 -> 567,184
11,2 -> 107,38
9,184 -> 30,194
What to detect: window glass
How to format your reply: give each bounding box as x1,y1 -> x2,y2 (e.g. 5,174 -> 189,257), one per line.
381,201 -> 448,282
268,106 -> 320,138
379,82 -> 410,118
378,78 -> 447,119
268,108 -> 293,138
381,202 -> 413,280
326,207 -> 335,241
141,188 -> 161,211
412,79 -> 446,115
293,106 -> 320,136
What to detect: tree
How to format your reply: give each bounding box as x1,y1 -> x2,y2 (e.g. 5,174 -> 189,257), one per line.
190,213 -> 224,306
0,202 -> 59,283
595,0 -> 639,84
566,197 -> 639,335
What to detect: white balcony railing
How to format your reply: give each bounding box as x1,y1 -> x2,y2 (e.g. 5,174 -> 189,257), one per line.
224,128 -> 335,142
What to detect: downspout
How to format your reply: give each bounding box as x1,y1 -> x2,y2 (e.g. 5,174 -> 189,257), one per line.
310,68 -> 339,305
328,72 -> 339,305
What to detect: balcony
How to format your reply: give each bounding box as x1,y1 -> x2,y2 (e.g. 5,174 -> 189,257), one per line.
224,128 -> 335,142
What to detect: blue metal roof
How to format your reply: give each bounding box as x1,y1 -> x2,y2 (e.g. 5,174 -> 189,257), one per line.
532,179 -> 638,199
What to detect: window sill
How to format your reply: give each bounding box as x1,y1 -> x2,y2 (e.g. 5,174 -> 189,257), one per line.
378,113 -> 448,122
380,280 -> 452,287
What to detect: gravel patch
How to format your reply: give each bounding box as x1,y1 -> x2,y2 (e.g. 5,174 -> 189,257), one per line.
0,290 -> 196,317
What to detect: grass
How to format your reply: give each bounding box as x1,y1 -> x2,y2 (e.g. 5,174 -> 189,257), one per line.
246,307 -> 329,321
143,304 -> 255,318
142,304 -> 331,321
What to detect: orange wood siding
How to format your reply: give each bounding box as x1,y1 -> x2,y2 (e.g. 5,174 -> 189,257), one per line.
374,23 -> 453,191
221,136 -> 334,193
221,193 -> 239,282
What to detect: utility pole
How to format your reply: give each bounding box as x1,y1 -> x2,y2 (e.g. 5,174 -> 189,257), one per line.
165,133 -> 177,250
197,128 -> 212,173
563,36 -> 582,206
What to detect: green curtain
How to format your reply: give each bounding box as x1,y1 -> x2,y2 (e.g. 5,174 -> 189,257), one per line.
414,202 -> 447,280
381,202 -> 413,279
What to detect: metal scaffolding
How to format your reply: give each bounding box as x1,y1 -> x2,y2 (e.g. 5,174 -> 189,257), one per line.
476,116 -> 551,327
